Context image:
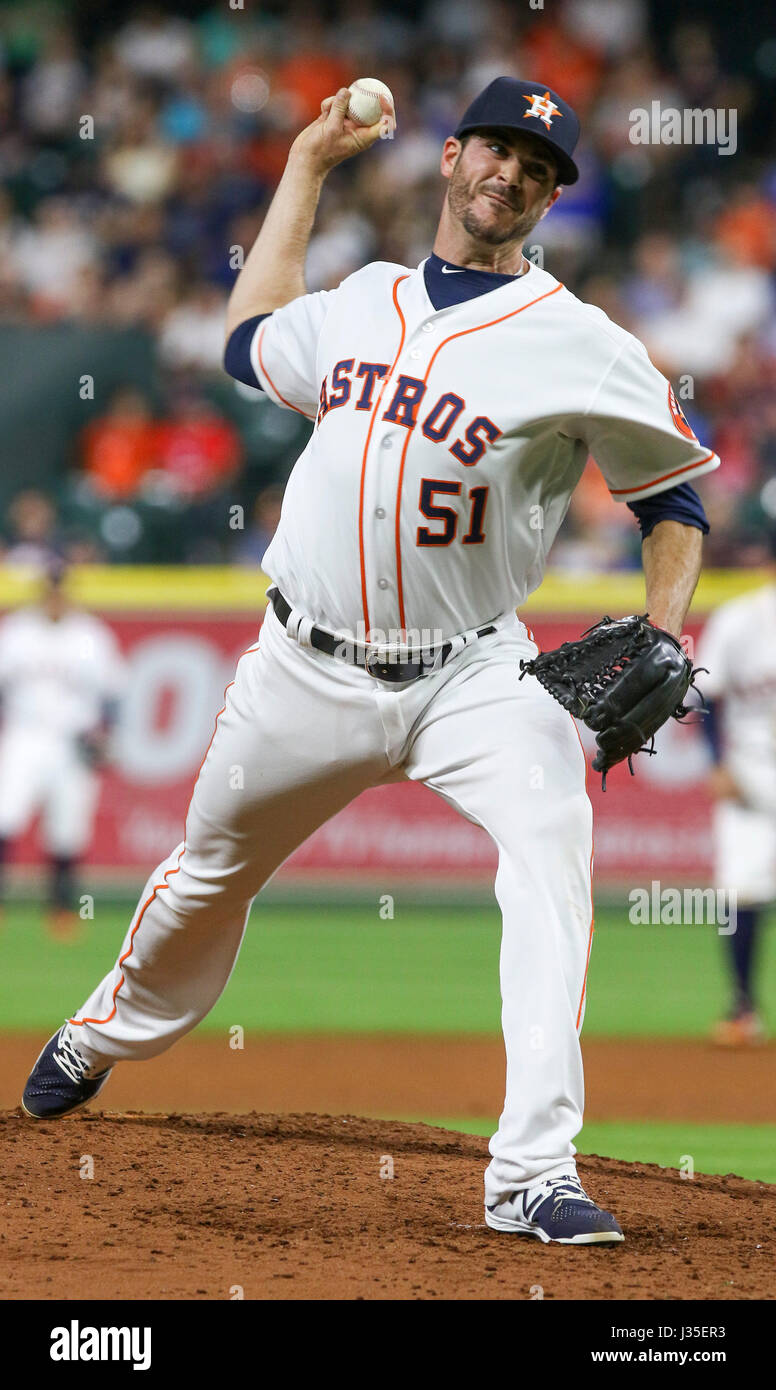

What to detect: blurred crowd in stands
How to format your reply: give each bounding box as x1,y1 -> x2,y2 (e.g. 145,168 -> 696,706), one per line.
1,0 -> 775,568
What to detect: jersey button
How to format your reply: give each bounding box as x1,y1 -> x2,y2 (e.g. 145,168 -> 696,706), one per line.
377,578 -> 389,590
381,437 -> 393,449
421,322 -> 434,333
375,507 -> 386,519
409,349 -> 421,359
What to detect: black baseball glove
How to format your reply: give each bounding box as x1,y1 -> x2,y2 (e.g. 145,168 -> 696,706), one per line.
519,614 -> 701,788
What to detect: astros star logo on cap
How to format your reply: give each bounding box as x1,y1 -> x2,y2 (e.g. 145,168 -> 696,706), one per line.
523,91 -> 562,131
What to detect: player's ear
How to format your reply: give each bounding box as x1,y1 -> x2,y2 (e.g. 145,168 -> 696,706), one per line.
440,136 -> 462,180
539,185 -> 563,219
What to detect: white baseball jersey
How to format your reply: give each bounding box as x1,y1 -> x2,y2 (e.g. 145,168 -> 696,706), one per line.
697,583 -> 776,818
0,606 -> 126,738
61,252 -> 719,1207
250,258 -> 719,644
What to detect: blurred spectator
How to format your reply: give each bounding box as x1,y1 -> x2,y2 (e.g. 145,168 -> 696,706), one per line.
101,98 -> 179,205
20,24 -> 85,138
150,389 -> 242,502
10,199 -> 96,319
158,283 -> 230,373
714,184 -> 776,272
107,249 -> 180,331
306,198 -> 376,290
564,0 -> 647,59
520,14 -> 606,116
79,387 -> 157,501
232,484 -> 284,568
332,0 -> 413,63
423,0 -> 494,50
622,233 -> 682,322
272,5 -> 351,126
2,491 -> 59,568
640,250 -> 773,380
113,7 -> 197,83
0,189 -> 25,316
0,0 -> 773,565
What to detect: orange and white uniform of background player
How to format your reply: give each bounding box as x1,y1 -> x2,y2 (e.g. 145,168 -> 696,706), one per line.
65,253 -> 719,1206
0,602 -> 125,858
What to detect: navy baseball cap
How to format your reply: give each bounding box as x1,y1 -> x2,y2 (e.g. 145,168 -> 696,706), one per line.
455,77 -> 580,185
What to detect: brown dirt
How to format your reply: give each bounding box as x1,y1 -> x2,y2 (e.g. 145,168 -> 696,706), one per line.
1,1110 -> 774,1301
0,1034 -> 774,1122
2,1034 -> 774,1300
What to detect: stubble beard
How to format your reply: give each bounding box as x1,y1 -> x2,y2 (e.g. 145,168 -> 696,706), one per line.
447,167 -> 544,248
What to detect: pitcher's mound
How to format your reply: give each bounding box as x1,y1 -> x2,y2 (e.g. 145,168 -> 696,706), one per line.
1,1111 -> 773,1300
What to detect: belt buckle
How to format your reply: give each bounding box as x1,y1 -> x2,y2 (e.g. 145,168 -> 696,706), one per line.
365,647 -> 398,680
365,646 -> 430,682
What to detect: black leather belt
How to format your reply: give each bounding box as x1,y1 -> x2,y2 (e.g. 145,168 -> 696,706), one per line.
268,588 -> 496,684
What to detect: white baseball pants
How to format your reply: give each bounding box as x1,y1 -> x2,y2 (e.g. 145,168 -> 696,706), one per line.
0,728 -> 100,857
71,601 -> 594,1202
713,800 -> 776,904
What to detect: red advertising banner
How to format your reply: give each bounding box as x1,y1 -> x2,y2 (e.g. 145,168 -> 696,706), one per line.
8,610 -> 714,886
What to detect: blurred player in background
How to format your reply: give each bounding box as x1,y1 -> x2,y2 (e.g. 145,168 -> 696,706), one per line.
0,557 -> 125,936
698,541 -> 776,1044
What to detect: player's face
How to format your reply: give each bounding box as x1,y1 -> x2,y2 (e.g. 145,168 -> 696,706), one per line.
444,130 -> 562,246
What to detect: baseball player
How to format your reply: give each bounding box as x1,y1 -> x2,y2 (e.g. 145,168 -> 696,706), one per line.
23,79 -> 719,1244
0,557 -> 125,935
697,552 -> 776,1045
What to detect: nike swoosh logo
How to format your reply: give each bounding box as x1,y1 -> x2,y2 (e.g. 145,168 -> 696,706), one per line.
440,265 -> 465,274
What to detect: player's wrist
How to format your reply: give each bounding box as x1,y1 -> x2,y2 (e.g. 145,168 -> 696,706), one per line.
645,611 -> 682,640
286,141 -> 331,185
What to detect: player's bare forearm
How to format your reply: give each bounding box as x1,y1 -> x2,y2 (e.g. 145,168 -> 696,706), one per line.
642,519 -> 703,638
225,88 -> 394,337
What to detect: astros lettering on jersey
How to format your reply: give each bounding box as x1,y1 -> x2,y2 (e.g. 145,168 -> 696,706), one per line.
23,74 -> 721,1245
251,259 -> 719,646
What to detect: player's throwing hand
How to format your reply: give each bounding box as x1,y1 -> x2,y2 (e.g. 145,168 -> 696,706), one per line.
290,87 -> 395,175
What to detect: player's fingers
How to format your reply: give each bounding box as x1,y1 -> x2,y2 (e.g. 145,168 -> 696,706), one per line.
357,103 -> 396,148
355,94 -> 397,148
320,94 -> 336,115
323,87 -> 352,133
378,93 -> 396,140
378,93 -> 396,127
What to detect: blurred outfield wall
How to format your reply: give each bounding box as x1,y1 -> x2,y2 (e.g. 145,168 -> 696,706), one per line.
0,565 -> 768,893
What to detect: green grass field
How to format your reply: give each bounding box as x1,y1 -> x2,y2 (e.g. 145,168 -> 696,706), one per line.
427,1118 -> 776,1185
3,897 -> 774,1183
2,898 -> 775,1037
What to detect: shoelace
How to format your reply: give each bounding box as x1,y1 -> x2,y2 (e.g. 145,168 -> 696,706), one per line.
53,1027 -> 92,1084
523,1174 -> 595,1219
545,1175 -> 595,1208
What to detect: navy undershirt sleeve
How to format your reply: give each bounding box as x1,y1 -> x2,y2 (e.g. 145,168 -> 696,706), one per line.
627,482 -> 709,539
223,313 -> 271,387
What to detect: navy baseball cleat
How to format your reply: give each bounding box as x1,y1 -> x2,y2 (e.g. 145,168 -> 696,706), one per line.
485,1173 -> 624,1244
21,1024 -> 112,1120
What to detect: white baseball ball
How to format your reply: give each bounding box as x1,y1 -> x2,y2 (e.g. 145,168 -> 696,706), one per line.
347,77 -> 394,128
